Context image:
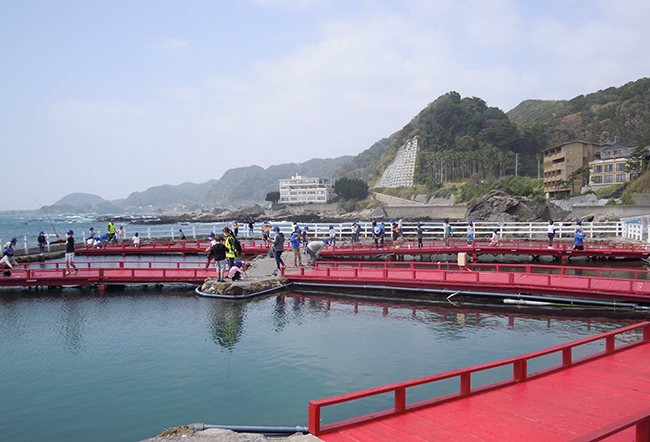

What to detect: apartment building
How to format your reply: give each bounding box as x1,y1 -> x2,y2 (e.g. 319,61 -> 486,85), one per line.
279,174 -> 333,204
588,142 -> 636,190
542,141 -> 607,198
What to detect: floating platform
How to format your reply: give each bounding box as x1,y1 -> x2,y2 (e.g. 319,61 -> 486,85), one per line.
310,321 -> 650,441
282,261 -> 650,304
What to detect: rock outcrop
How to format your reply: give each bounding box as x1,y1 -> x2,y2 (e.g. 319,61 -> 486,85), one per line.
465,190 -> 568,222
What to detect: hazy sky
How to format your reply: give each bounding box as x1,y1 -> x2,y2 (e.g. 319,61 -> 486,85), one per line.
2,0 -> 650,210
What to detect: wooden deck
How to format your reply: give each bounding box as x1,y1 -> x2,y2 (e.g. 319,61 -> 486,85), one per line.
283,261 -> 650,303
311,322 -> 650,442
0,260 -> 211,287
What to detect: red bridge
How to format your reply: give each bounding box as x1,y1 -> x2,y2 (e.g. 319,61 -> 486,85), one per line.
0,260 -> 211,287
310,321 -> 650,441
283,261 -> 650,303
74,240 -> 271,256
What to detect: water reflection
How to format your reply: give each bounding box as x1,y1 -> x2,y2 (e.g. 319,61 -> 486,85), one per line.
208,300 -> 247,351
58,297 -> 86,353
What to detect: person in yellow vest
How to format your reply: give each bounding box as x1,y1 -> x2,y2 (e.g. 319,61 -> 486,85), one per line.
261,221 -> 272,247
223,227 -> 237,268
107,222 -> 116,243
233,221 -> 239,237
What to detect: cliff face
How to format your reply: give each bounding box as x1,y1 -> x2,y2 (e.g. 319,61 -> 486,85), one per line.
465,190 -> 568,222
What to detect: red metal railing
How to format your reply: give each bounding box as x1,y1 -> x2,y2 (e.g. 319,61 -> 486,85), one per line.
308,322 -> 650,436
570,406 -> 650,442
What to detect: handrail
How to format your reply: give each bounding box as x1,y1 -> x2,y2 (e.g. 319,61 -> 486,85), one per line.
570,406 -> 650,441
308,322 -> 650,436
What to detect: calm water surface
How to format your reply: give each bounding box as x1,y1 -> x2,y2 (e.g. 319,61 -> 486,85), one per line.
0,287 -> 635,442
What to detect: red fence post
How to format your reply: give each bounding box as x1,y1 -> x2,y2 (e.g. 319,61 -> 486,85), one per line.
308,403 -> 321,435
606,335 -> 615,354
644,323 -> 650,343
562,348 -> 572,367
514,359 -> 527,383
637,417 -> 650,442
460,373 -> 471,396
395,387 -> 406,413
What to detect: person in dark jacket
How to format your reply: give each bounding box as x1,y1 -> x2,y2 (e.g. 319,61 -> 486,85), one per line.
272,226 -> 285,270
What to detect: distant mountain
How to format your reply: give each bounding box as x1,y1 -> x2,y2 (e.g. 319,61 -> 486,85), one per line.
54,193 -> 109,207
119,156 -> 354,209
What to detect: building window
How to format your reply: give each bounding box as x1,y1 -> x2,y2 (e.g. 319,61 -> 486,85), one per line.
616,163 -> 627,172
604,175 -> 613,183
604,164 -> 613,173
616,174 -> 627,183
594,165 -> 602,173
592,176 -> 603,184
569,146 -> 572,154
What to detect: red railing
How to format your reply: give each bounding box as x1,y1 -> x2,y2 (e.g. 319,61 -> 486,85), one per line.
570,406 -> 650,441
308,322 -> 650,436
284,260 -> 650,281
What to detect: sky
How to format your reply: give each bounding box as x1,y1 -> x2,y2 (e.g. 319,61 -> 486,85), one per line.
2,0 -> 650,210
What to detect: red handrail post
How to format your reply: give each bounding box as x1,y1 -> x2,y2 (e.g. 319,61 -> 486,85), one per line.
562,348 -> 572,367
308,403 -> 320,435
637,417 -> 650,442
460,373 -> 471,396
606,335 -> 615,354
644,323 -> 650,343
395,387 -> 406,413
514,359 -> 527,383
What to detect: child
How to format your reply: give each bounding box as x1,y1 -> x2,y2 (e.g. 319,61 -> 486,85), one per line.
416,223 -> 423,248
301,226 -> 309,254
290,228 -> 302,266
228,260 -> 245,281
467,221 -> 474,246
211,235 -> 228,282
489,228 -> 499,246
0,246 -> 17,276
328,225 -> 337,247
443,220 -> 453,247
204,232 -> 217,270
547,220 -> 555,248
573,230 -> 586,250
132,232 -> 141,247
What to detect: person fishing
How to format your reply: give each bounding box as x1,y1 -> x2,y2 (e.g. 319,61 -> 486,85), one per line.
0,246 -> 17,276
56,230 -> 78,276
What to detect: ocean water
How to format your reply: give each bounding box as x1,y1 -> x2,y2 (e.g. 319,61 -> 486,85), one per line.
0,288 -> 630,442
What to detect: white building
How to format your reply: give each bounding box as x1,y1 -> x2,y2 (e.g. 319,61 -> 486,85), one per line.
279,174 -> 333,204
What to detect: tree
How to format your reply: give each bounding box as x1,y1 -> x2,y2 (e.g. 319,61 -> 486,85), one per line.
334,178 -> 369,200
265,191 -> 280,204
627,145 -> 650,176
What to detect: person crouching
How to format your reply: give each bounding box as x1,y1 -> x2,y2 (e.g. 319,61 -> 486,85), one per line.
228,260 -> 245,281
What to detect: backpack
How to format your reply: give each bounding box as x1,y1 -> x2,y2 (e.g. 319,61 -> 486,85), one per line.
234,237 -> 242,255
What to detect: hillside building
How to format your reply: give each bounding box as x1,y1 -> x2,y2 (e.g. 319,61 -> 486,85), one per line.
542,141 -> 607,198
587,142 -> 637,190
279,175 -> 333,204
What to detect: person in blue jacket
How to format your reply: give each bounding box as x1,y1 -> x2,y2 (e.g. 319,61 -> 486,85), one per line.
573,230 -> 586,250
290,228 -> 302,266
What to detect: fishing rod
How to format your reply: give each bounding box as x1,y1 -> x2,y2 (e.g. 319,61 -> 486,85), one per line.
34,199 -> 60,239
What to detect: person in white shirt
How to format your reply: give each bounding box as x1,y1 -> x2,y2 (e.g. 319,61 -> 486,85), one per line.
547,220 -> 556,248
132,232 -> 141,247
306,239 -> 329,266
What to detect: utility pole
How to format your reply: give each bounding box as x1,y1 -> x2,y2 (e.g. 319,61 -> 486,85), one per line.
515,153 -> 519,177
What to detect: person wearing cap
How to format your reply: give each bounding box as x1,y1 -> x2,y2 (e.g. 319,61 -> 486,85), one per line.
467,221 -> 475,246
576,220 -> 583,234
372,222 -> 382,249
351,221 -> 361,244
290,228 -> 303,266
223,227 -> 237,268
107,221 -> 116,243
261,221 -> 272,247
179,229 -> 186,240
38,231 -> 47,253
58,230 -> 78,275
573,228 -> 586,251
416,223 -> 424,248
489,228 -> 499,247
232,221 -> 239,237
204,232 -> 218,270
272,226 -> 285,271
390,218 -> 399,242
3,237 -> 17,251
209,235 -> 228,281
328,225 -> 337,247
1,246 -> 17,276
301,226 -> 310,254
132,232 -> 141,248
228,260 -> 245,281
306,238 -> 329,266
398,217 -> 404,236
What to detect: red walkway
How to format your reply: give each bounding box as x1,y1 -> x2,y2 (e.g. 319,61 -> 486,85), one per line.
0,261 -> 211,287
310,322 -> 650,441
283,261 -> 650,303
322,240 -> 650,260
74,240 -> 270,256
